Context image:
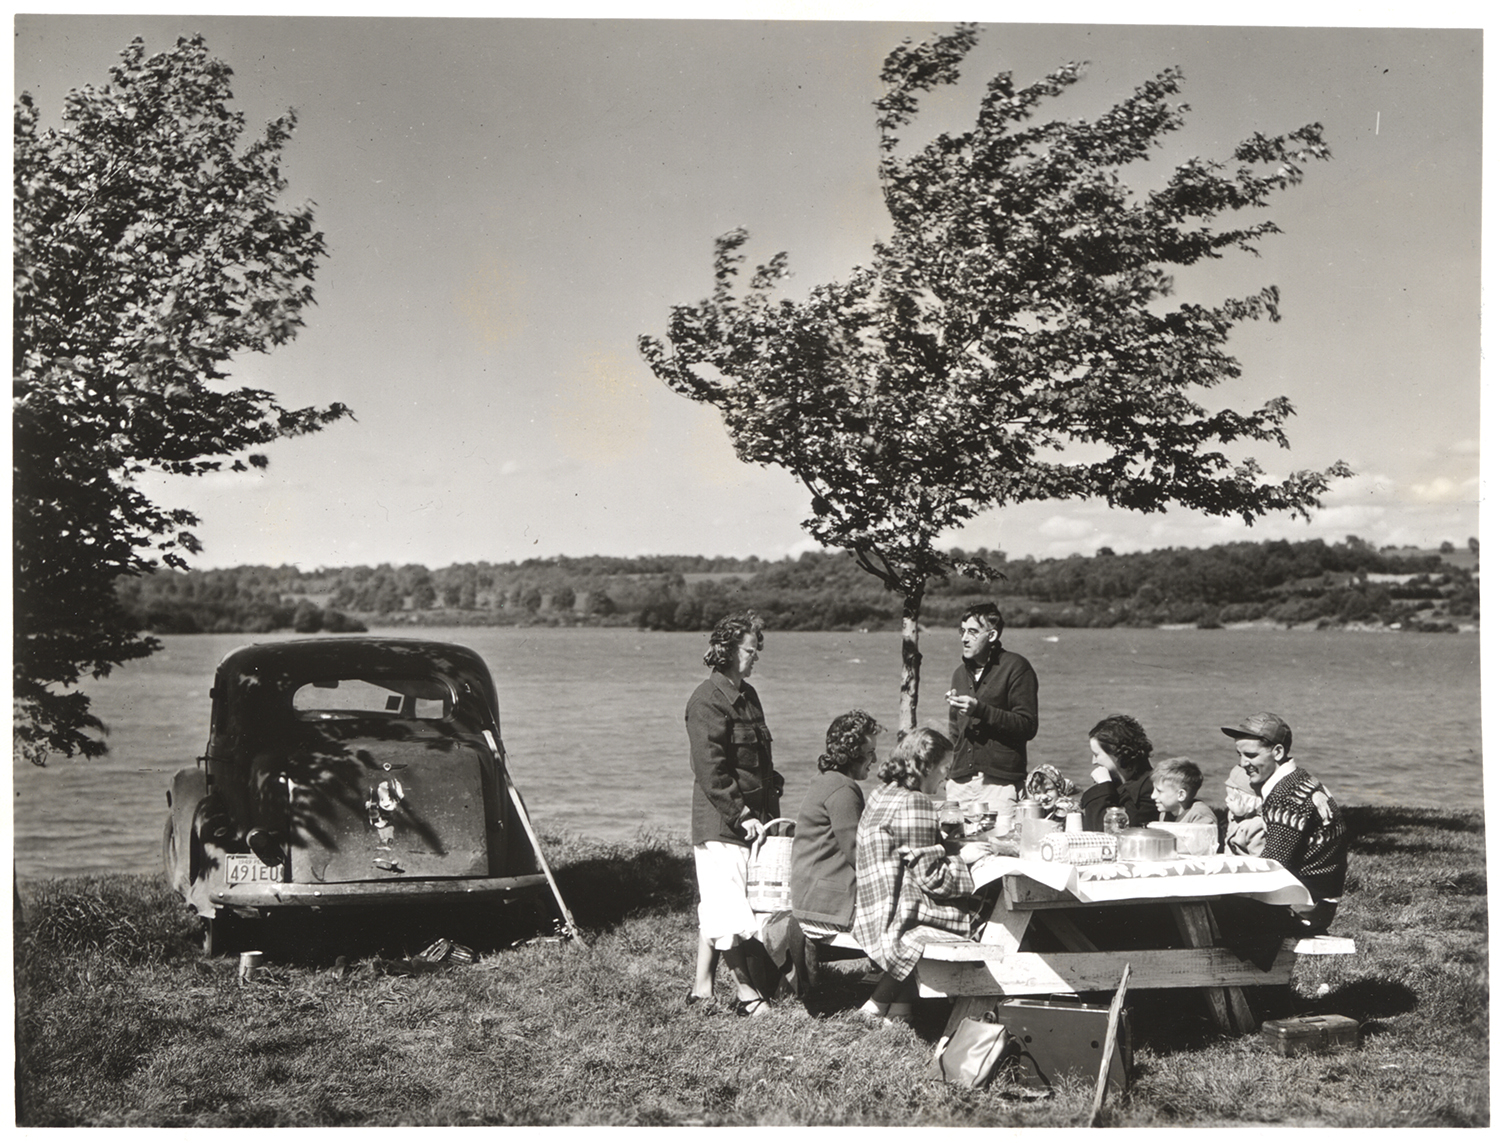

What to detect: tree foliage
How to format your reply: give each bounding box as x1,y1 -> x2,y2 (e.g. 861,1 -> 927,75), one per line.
639,24 -> 1350,728
13,35 -> 352,763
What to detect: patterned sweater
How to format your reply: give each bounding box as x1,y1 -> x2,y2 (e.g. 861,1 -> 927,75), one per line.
1260,766 -> 1348,900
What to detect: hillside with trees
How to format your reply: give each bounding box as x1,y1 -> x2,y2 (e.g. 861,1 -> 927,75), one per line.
116,536 -> 1478,637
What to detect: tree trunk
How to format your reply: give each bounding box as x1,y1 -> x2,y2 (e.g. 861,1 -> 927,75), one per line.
898,584 -> 925,734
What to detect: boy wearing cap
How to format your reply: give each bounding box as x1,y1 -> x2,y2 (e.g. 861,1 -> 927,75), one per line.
1222,766 -> 1266,856
1221,712 -> 1348,933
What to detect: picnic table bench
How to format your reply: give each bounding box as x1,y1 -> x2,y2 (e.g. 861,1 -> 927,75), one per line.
922,852 -> 1355,1036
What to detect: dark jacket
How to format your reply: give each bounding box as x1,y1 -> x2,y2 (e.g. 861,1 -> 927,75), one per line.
1080,769 -> 1159,832
790,770 -> 865,929
687,672 -> 781,846
948,647 -> 1039,787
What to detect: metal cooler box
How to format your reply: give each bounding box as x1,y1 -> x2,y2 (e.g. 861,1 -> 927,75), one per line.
1260,1014 -> 1360,1055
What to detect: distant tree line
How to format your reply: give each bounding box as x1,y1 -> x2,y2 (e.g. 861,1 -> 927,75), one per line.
116,536 -> 1477,636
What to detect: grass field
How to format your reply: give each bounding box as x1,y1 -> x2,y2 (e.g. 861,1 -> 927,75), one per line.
13,806 -> 1488,1126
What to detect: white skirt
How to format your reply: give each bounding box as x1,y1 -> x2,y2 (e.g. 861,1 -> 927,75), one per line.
693,841 -> 760,950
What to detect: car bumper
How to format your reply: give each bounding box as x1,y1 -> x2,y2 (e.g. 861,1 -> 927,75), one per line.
209,873 -> 550,909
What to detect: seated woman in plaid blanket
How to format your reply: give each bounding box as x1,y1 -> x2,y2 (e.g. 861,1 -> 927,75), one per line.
851,727 -> 995,1025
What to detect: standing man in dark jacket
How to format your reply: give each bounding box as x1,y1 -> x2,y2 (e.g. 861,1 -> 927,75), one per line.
944,603 -> 1039,818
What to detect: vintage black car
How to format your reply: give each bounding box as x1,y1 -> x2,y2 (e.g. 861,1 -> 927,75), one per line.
163,637 -> 566,953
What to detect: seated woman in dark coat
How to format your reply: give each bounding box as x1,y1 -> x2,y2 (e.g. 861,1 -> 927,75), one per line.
790,710 -> 883,935
1079,713 -> 1160,832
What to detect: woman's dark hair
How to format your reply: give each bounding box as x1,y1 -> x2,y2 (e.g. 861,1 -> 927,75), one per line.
702,611 -> 763,671
1088,713 -> 1153,778
819,710 -> 884,773
878,727 -> 953,790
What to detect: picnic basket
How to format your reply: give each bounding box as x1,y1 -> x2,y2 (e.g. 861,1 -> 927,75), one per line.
746,818 -> 796,913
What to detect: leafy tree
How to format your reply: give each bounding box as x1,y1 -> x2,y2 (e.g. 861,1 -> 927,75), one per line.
14,35 -> 351,764
640,24 -> 1350,730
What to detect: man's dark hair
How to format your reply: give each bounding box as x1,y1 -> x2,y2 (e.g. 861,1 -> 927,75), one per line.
962,602 -> 1004,635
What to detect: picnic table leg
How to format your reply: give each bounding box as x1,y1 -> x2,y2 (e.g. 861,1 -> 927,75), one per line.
938,994 -> 1003,1045
1170,902 -> 1257,1034
978,905 -> 1033,951
939,904 -> 1035,1040
1203,903 -> 1258,1031
1035,910 -> 1098,953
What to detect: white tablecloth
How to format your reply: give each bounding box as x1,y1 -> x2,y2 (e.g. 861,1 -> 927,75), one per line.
969,852 -> 1313,908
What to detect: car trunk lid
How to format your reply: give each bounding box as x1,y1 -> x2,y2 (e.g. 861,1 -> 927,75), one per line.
287,731 -> 490,884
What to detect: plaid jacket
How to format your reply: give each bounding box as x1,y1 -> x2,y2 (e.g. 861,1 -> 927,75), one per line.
851,783 -> 977,981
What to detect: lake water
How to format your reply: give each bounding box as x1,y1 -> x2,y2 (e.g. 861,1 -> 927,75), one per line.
11,625 -> 1482,883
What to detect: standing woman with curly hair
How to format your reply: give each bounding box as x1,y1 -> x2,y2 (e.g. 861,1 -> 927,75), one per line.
1079,713 -> 1160,831
685,611 -> 784,1016
790,709 -> 884,936
851,728 -> 981,1024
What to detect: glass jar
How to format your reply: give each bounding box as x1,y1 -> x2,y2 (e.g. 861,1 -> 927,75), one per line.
938,800 -> 964,842
1102,807 -> 1130,834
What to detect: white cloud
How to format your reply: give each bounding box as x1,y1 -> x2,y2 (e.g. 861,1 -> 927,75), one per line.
1037,514 -> 1097,541
1305,503 -> 1390,532
1321,470 -> 1397,504
1410,475 -> 1480,502
786,536 -> 830,558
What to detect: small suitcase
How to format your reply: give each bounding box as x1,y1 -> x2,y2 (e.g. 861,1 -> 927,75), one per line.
1260,1014 -> 1360,1056
990,997 -> 1132,1094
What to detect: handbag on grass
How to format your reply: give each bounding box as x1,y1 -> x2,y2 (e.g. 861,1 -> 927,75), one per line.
746,818 -> 796,913
927,1015 -> 1012,1087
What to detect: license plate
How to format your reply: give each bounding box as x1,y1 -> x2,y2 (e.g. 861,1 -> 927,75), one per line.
225,853 -> 285,884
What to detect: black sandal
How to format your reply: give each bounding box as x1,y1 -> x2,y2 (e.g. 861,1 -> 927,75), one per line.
733,995 -> 771,1017
685,988 -> 714,1008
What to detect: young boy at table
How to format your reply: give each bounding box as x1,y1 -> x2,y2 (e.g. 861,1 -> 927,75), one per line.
1222,766 -> 1266,856
1221,712 -> 1348,934
1150,757 -> 1217,826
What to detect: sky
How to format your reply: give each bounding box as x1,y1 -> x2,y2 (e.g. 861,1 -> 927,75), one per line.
11,4 -> 1487,570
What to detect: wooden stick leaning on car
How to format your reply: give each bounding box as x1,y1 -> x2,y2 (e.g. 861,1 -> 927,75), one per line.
478,724 -> 584,945
503,765 -> 586,947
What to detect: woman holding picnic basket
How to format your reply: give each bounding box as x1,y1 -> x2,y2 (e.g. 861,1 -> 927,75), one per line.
685,611 -> 784,1017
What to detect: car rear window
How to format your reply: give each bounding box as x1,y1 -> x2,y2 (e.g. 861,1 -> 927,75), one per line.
292,676 -> 453,720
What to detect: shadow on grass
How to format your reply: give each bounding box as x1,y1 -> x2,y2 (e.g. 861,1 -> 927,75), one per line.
240,829 -> 702,963
1344,806 -> 1484,856
547,833 -> 698,932
1317,977 -> 1420,1022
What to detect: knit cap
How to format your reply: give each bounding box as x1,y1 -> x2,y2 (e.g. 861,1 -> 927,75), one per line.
1224,767 -> 1255,795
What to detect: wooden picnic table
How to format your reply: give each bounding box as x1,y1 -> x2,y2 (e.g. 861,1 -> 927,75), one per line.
916,852 -> 1354,1037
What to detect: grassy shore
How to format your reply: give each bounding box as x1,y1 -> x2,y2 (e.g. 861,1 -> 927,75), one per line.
14,806 -> 1488,1127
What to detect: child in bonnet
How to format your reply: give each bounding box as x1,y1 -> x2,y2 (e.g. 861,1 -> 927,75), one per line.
1223,765 -> 1266,856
